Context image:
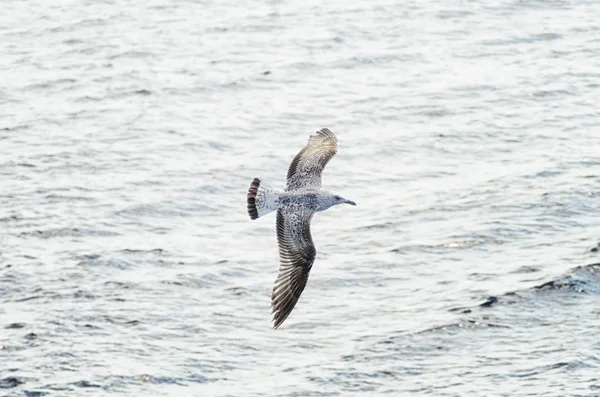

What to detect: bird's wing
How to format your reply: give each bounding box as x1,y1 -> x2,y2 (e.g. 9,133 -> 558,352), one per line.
285,128 -> 338,191
271,208 -> 316,329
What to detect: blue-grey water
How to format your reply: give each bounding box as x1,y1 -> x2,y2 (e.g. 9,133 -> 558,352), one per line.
1,0 -> 600,396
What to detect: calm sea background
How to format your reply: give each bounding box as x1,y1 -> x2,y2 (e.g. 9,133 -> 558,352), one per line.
1,0 -> 600,396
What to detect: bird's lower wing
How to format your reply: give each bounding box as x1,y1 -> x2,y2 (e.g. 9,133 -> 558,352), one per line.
271,209 -> 316,329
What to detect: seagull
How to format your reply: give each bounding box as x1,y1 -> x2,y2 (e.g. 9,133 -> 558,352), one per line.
247,128 -> 356,329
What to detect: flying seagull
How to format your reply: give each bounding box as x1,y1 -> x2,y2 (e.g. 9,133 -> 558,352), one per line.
247,128 -> 356,329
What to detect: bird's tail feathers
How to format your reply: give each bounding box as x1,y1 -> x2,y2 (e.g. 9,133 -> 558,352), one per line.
247,178 -> 280,220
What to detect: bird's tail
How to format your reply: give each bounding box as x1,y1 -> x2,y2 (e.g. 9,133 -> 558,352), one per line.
247,178 -> 280,220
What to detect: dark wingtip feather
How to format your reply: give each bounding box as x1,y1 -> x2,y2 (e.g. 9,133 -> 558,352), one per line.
271,293 -> 302,330
272,314 -> 284,330
271,291 -> 300,329
272,319 -> 285,330
271,294 -> 295,329
247,178 -> 260,220
272,305 -> 294,330
316,127 -> 337,141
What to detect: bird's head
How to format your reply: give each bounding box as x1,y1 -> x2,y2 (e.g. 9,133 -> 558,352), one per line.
333,194 -> 356,207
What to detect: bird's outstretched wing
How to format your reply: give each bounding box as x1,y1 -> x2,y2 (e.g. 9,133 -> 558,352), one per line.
271,208 -> 316,329
286,128 -> 338,191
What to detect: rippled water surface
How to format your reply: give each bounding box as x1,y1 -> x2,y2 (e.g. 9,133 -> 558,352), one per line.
2,0 -> 600,395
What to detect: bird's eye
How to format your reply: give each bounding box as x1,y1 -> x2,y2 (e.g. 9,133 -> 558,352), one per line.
334,195 -> 341,200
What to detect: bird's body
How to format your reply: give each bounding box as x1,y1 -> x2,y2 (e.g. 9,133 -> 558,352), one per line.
247,128 -> 355,329
258,189 -> 342,213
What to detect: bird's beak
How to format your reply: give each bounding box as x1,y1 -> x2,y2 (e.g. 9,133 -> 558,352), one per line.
345,200 -> 356,206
